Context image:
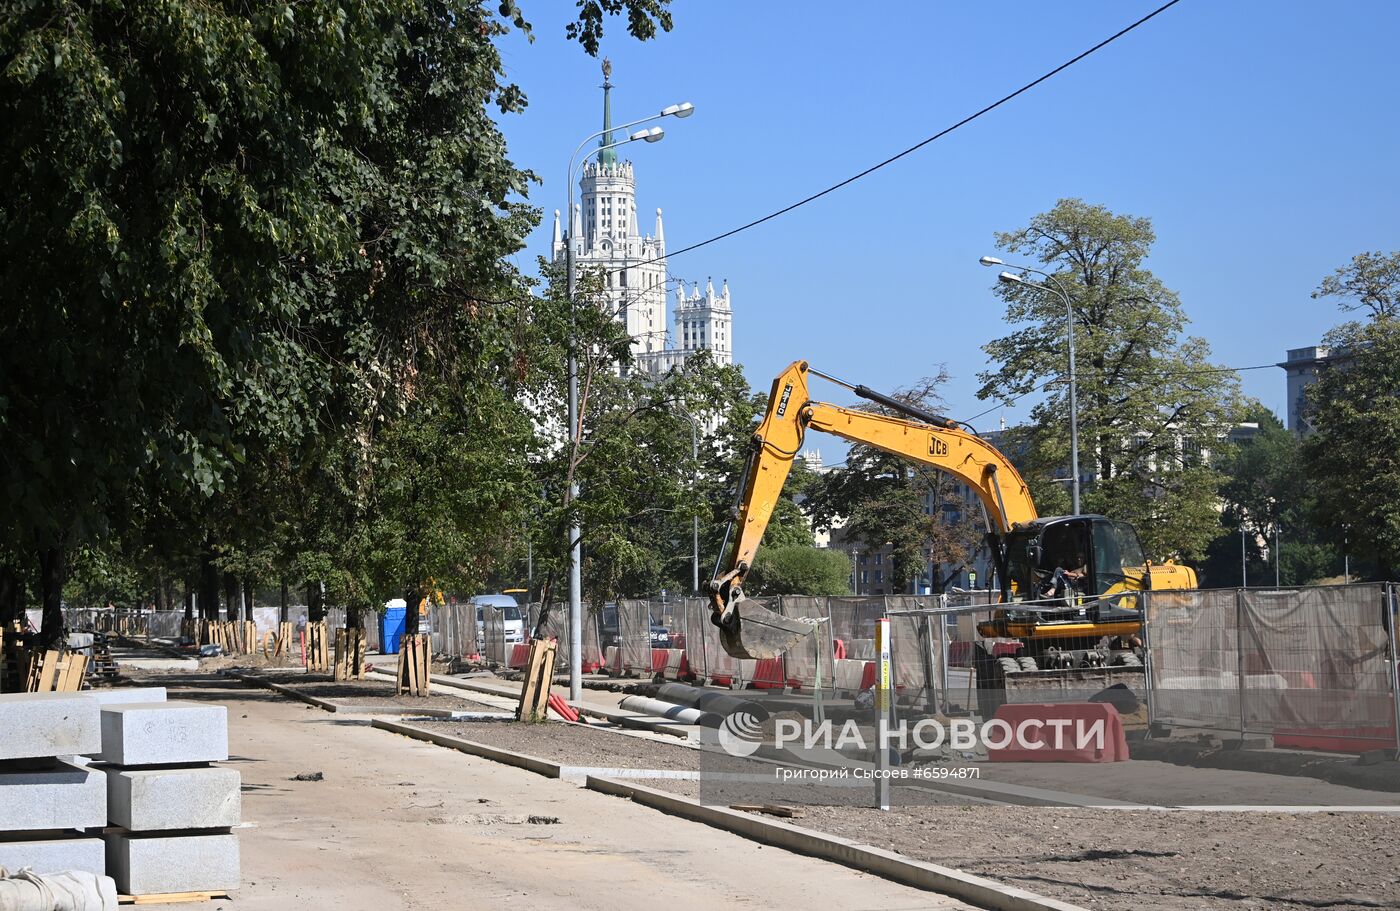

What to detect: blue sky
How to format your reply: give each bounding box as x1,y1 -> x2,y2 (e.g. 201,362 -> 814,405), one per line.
495,1 -> 1398,452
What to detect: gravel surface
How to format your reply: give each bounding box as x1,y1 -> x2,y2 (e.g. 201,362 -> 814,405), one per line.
255,672 -> 507,713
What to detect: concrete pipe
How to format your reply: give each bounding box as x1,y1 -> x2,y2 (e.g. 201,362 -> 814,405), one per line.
654,682 -> 769,721
618,695 -> 724,728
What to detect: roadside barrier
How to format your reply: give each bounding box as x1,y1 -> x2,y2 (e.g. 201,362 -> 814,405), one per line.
986,702 -> 1129,763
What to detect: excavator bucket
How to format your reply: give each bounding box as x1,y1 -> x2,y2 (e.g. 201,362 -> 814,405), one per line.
712,589 -> 817,660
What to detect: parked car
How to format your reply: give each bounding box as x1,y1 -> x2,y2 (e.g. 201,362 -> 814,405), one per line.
598,602 -> 671,650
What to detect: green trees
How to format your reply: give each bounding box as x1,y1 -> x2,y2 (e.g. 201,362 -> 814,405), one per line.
1302,316 -> 1400,580
746,547 -> 851,597
0,1 -> 673,639
804,372 -> 984,594
977,199 -> 1241,562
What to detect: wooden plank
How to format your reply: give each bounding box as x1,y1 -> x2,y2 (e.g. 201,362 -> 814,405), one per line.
517,638 -> 556,721
118,891 -> 231,905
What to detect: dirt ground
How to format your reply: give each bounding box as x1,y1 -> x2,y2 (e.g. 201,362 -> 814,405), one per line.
802,804 -> 1400,911
252,671 -> 508,713
401,716 -> 1400,910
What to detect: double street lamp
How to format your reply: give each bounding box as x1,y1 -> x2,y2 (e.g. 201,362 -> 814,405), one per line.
979,255 -> 1082,517
561,101 -> 694,701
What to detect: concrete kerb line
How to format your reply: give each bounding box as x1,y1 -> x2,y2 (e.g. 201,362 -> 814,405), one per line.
368,717 -> 1081,911
370,717 -> 562,778
226,671 -> 514,720
585,777 -> 1088,911
366,664 -> 694,738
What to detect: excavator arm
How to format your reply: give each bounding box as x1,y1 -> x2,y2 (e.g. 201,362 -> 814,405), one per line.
709,360 -> 1038,659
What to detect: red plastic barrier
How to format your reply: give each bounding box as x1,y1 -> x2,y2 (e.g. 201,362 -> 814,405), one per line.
1274,725 -> 1396,754
986,702 -> 1129,763
508,643 -> 530,669
710,674 -> 733,687
750,657 -> 787,689
547,693 -> 580,723
650,648 -> 669,673
859,661 -> 877,692
833,638 -> 847,661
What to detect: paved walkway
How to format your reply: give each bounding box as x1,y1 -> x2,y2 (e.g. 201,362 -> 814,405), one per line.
155,674 -> 975,910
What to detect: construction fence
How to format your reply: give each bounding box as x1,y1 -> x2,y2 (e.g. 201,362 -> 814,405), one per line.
63,584 -> 1400,753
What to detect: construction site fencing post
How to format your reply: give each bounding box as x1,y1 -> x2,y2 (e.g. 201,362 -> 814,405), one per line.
1388,583 -> 1400,753
1235,587 -> 1247,740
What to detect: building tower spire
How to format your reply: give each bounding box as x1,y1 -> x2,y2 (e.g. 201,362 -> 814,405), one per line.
599,57 -> 616,167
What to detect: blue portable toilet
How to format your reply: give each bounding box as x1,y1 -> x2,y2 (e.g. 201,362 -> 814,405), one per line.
380,599 -> 408,654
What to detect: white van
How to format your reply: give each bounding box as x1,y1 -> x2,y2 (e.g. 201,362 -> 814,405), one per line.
473,594 -> 525,650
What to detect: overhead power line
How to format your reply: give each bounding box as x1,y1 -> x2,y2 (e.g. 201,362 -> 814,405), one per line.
604,0 -> 1186,277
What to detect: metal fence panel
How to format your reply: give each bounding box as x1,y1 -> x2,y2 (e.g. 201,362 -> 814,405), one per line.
1239,584 -> 1395,746
1146,583 -> 1400,750
1145,588 -> 1241,730
617,599 -> 652,673
777,596 -> 833,691
482,608 -> 506,665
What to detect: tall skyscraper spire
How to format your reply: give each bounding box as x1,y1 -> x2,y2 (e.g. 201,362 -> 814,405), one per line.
599,58 -> 616,167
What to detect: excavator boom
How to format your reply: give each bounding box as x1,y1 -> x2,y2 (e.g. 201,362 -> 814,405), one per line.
709,360 -> 1038,658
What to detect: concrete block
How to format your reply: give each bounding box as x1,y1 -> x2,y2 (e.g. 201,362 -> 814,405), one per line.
0,693 -> 101,761
98,702 -> 227,766
83,687 -> 167,706
0,758 -> 106,832
0,837 -> 104,875
104,833 -> 239,894
106,767 -> 241,831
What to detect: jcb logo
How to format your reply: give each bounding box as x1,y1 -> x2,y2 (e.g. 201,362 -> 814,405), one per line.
929,437 -> 948,457
776,383 -> 793,418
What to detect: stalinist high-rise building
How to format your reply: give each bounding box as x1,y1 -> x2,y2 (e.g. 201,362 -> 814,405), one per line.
552,60 -> 733,375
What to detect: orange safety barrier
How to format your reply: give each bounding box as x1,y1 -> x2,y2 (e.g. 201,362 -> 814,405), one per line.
750,657 -> 787,690
508,643 -> 530,669
1274,725 -> 1396,754
986,702 -> 1129,763
833,638 -> 847,660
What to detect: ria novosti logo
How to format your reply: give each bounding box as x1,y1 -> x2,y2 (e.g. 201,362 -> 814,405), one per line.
715,713 -> 1111,757
716,711 -> 764,757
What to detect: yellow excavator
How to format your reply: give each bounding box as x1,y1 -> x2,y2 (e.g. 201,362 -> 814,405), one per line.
707,361 -> 1196,693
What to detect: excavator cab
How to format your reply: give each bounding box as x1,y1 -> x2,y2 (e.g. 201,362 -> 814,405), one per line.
1003,517 -> 1148,604
988,516 -> 1151,644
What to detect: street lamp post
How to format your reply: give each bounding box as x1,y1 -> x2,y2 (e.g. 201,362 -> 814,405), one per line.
561,101 -> 693,701
672,407 -> 702,594
980,256 -> 1081,516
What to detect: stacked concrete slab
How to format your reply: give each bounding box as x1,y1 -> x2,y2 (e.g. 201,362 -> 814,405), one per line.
96,699 -> 240,895
0,692 -> 107,876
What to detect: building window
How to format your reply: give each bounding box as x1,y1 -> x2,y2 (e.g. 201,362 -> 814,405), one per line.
875,553 -> 882,565
620,271 -> 627,288
874,570 -> 883,584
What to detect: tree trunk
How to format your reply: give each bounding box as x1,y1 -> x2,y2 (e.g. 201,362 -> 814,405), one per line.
199,551 -> 221,620
154,570 -> 167,612
222,573 -> 239,622
404,587 -> 422,637
0,563 -> 20,628
279,578 -> 289,623
36,545 -> 66,651
307,583 -> 325,623
183,582 -> 194,621
347,602 -> 362,630
242,578 -> 254,621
